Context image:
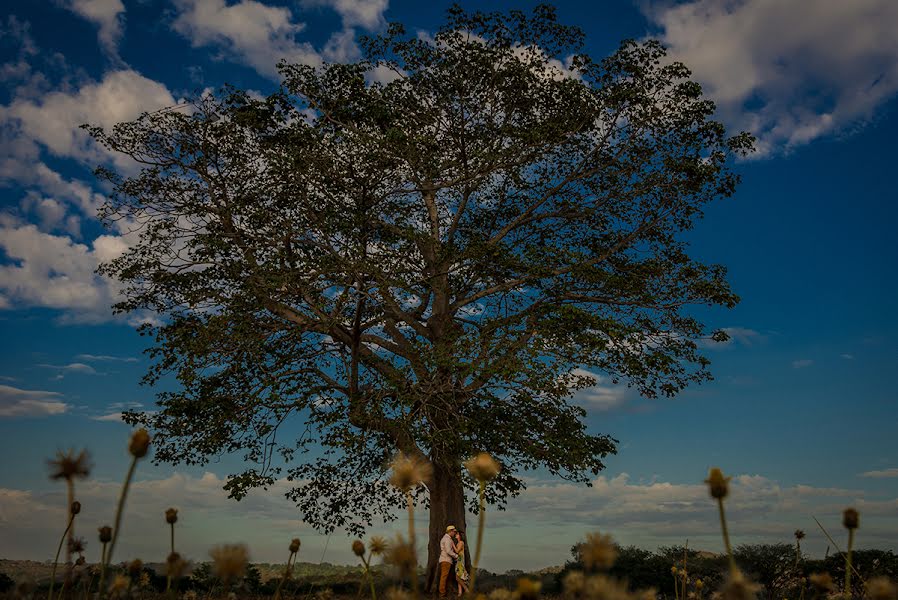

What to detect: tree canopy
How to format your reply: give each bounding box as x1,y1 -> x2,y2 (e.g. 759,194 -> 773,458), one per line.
89,3 -> 752,556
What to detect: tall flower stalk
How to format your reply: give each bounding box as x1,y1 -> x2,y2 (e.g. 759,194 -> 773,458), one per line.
165,508 -> 178,593
47,450 -> 91,574
843,508 -> 859,595
388,452 -> 431,597
705,468 -> 736,576
48,502 -> 79,600
100,429 -> 150,594
464,453 -> 501,594
275,538 -> 301,600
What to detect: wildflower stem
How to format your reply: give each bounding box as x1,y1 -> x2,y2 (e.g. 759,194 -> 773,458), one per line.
405,490 -> 417,598
362,554 -> 377,600
682,541 -> 689,600
48,513 -> 75,600
673,573 -> 679,600
99,542 -> 108,598
166,521 -> 175,593
106,455 -> 138,569
716,497 -> 736,575
470,480 -> 487,594
811,517 -> 865,586
275,550 -> 296,600
845,528 -> 854,594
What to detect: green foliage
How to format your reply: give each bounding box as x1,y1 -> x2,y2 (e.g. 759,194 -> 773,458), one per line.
88,3 -> 752,538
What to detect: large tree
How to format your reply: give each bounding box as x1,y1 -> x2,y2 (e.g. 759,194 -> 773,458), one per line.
90,4 -> 752,583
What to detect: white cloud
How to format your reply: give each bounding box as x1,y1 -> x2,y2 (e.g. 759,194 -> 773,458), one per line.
0,384 -> 68,417
301,0 -> 388,30
567,368 -> 630,412
860,468 -> 898,479
792,359 -> 814,369
0,221 -> 131,322
37,362 -> 98,375
61,0 -> 126,59
75,354 -> 139,363
0,69 -> 175,168
91,412 -> 124,421
645,0 -> 898,155
841,353 -> 855,360
172,0 -> 324,79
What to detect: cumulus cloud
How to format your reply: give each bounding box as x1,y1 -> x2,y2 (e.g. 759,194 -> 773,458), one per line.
37,362 -> 99,376
860,468 -> 898,479
60,0 -> 126,59
172,0 -> 325,79
567,368 -> 630,412
0,69 -> 176,169
0,220 -> 131,322
645,0 -> 898,155
0,385 -> 68,417
301,0 -> 388,30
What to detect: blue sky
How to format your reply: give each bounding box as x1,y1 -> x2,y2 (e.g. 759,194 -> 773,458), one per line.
1,0 -> 897,572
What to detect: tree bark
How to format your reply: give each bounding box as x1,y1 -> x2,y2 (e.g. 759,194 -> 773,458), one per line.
423,459 -> 470,594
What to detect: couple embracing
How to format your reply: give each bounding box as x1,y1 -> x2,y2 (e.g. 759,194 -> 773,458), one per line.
438,524 -> 469,598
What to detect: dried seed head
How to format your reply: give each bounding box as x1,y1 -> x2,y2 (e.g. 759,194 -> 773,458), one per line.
705,468 -> 731,499
384,588 -> 414,600
67,537 -> 86,555
369,536 -> 387,556
672,566 -> 679,575
794,529 -> 805,541
48,449 -> 91,481
720,572 -> 759,600
583,574 -> 628,600
128,559 -> 142,577
389,453 -> 432,491
488,589 -> 514,600
75,556 -> 86,567
108,574 -> 130,597
843,508 -> 859,530
562,570 -> 585,597
384,535 -> 416,577
464,453 -> 501,482
165,508 -> 178,524
866,577 -> 897,600
128,428 -> 151,458
352,540 -> 366,557
809,573 -> 834,593
167,552 -> 189,579
98,526 -> 112,543
516,578 -> 542,600
209,544 -> 248,584
289,538 -> 301,554
696,580 -> 704,590
70,501 -> 81,516
580,532 -> 617,571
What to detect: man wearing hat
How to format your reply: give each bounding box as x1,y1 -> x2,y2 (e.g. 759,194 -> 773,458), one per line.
438,525 -> 459,598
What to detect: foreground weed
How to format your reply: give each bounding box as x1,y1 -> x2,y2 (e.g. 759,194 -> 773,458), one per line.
464,452 -> 501,594
48,501 -> 79,600
275,538 -> 301,600
100,428 -> 150,596
165,508 -> 178,593
843,508 -> 859,594
353,540 -> 378,600
210,544 -> 249,589
705,468 -> 736,576
388,452 -> 431,597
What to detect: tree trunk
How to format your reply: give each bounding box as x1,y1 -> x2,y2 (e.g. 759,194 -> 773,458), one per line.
423,459 -> 470,594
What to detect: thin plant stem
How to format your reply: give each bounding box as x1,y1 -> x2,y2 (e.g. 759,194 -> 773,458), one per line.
811,517 -> 865,585
275,550 -> 297,600
48,513 -> 75,600
105,456 -> 137,567
98,542 -> 108,599
673,573 -> 680,600
362,555 -> 377,600
717,498 -> 736,575
469,481 -> 487,594
405,490 -> 418,598
166,521 -> 175,593
845,528 -> 854,595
